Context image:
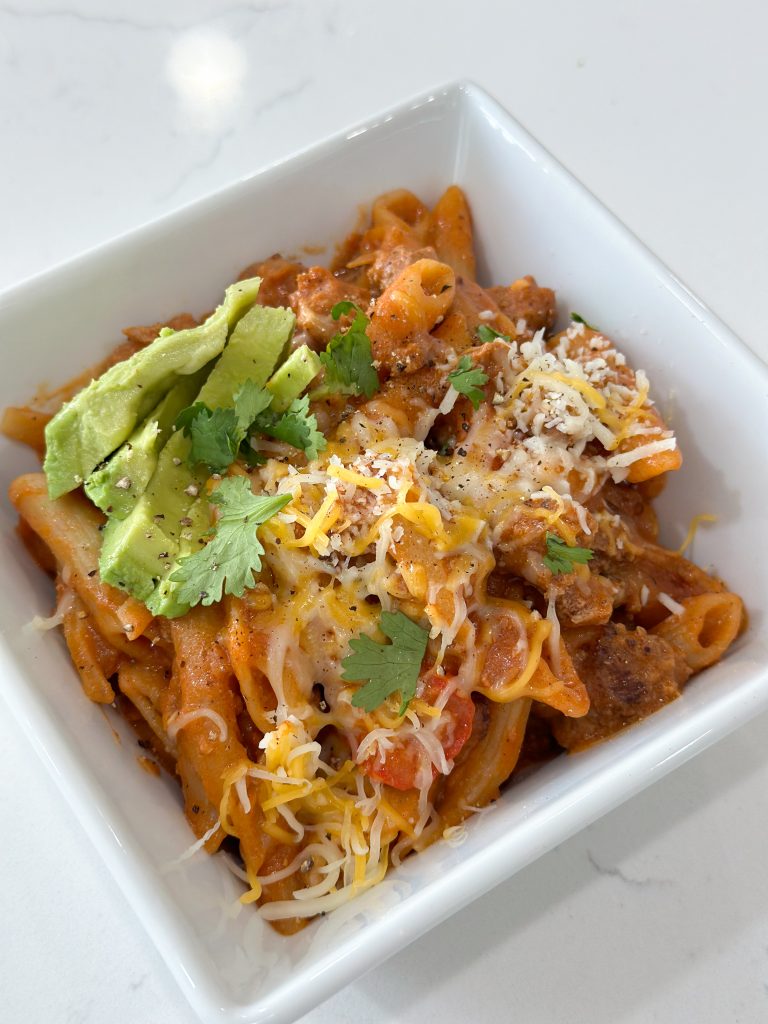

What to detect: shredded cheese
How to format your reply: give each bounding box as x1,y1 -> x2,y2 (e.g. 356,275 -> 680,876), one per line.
164,820 -> 222,870
26,587 -> 76,632
678,513 -> 717,555
658,592 -> 686,617
167,708 -> 229,743
171,314 -> 682,922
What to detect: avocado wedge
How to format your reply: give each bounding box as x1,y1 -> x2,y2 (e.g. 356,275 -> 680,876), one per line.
43,277 -> 262,500
266,345 -> 322,412
98,304 -> 296,617
83,367 -> 209,519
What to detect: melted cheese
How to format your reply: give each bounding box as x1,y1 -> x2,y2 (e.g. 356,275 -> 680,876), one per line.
208,319 -> 679,921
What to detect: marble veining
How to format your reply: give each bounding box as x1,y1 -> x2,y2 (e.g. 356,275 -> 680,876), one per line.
586,850 -> 676,889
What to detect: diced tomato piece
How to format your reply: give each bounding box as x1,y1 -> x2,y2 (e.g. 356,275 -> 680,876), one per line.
418,673 -> 475,762
362,741 -> 424,791
359,674 -> 475,791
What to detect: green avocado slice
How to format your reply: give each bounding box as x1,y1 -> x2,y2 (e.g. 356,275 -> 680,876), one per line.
43,277 -> 262,500
203,303 -> 292,404
98,303 -> 296,617
98,455 -> 209,603
83,367 -> 209,520
266,345 -> 322,412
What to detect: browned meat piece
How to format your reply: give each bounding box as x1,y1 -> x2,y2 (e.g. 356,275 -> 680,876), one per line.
591,479 -> 659,543
237,255 -> 305,308
121,313 -> 198,348
431,339 -> 512,445
451,278 -> 519,341
552,624 -> 690,751
554,573 -> 617,626
493,502 -> 615,626
487,275 -> 556,335
290,267 -> 369,348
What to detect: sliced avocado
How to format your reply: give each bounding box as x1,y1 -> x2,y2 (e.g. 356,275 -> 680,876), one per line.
44,277 -> 262,500
205,304 -> 294,404
266,345 -> 322,412
98,304 -> 295,617
98,466 -> 210,604
83,367 -> 209,519
144,494 -> 211,618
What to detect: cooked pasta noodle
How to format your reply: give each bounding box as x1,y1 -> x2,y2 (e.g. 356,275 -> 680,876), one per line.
4,186 -> 745,934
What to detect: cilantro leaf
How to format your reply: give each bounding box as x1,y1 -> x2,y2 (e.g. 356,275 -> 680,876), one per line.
446,355 -> 489,410
174,401 -> 210,435
176,375 -> 327,470
343,610 -> 430,714
238,439 -> 267,469
181,405 -> 240,473
475,324 -> 511,344
233,379 -> 273,434
543,532 -> 594,575
253,394 -> 326,461
570,312 -> 598,331
332,300 -> 363,320
316,301 -> 380,399
175,380 -> 273,473
169,477 -> 290,607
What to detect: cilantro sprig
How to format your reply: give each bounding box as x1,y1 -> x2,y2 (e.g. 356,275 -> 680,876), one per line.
169,477 -> 290,607
251,394 -> 326,462
315,301 -> 380,399
176,379 -> 326,471
446,355 -> 489,410
543,532 -> 594,575
175,404 -> 241,473
570,312 -> 598,331
475,324 -> 511,344
343,610 -> 430,714
233,378 -> 274,429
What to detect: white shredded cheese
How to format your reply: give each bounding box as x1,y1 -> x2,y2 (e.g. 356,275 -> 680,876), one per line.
442,824 -> 468,847
167,708 -> 229,743
25,588 -> 76,632
163,820 -> 221,871
658,591 -> 685,617
438,384 -> 460,416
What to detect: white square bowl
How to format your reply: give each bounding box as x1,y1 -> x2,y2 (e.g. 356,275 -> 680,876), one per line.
1,81 -> 767,1024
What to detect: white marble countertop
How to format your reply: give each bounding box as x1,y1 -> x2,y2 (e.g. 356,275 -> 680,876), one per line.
2,2 -> 768,1022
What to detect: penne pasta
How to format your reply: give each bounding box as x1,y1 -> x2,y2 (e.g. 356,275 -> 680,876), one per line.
428,184 -> 476,282
652,592 -> 745,673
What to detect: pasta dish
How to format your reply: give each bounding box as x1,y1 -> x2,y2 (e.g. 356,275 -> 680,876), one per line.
2,186 -> 745,934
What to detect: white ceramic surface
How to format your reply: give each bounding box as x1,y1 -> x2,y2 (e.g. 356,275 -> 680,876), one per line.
1,79 -> 767,1023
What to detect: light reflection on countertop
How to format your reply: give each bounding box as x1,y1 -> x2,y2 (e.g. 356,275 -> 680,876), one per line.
166,27 -> 248,131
